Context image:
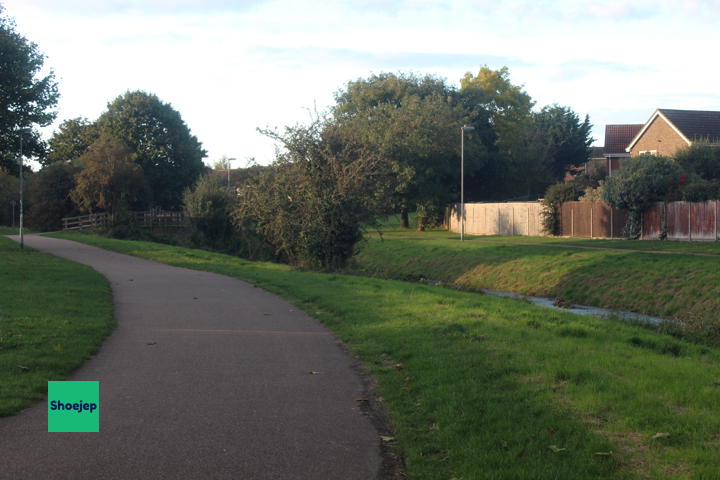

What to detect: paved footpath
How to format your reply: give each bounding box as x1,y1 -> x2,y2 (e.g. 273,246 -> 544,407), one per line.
1,235 -> 381,479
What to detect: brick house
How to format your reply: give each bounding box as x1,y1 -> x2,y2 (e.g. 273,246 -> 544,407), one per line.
626,108 -> 720,157
603,123 -> 643,175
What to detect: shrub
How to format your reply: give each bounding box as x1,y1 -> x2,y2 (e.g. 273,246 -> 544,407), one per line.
541,181 -> 584,235
183,174 -> 236,251
603,154 -> 684,238
234,121 -> 386,270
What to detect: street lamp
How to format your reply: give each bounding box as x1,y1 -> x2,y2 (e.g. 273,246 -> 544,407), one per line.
17,128 -> 32,249
460,125 -> 475,241
226,157 -> 237,191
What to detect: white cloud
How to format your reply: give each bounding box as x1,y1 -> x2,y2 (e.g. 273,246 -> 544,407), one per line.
4,0 -> 720,163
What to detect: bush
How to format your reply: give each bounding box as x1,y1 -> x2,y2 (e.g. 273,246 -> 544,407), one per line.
0,169 -> 19,226
234,121 -> 386,270
603,154 -> 684,238
183,174 -> 236,251
541,181 -> 585,235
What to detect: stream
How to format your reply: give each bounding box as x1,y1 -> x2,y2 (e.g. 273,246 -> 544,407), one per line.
480,288 -> 671,325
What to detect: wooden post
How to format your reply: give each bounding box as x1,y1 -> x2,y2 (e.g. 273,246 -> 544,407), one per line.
610,206 -> 614,238
511,207 -> 515,236
688,202 -> 692,240
590,203 -> 594,238
571,206 -> 574,237
527,206 -> 530,236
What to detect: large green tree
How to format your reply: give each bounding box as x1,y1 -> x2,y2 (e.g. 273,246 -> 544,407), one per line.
71,136 -> 148,218
45,117 -> 99,166
459,66 -> 535,200
0,6 -> 59,174
332,72 -> 484,228
531,105 -> 592,180
96,91 -> 207,209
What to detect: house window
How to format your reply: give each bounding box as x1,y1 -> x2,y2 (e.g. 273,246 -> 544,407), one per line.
639,150 -> 657,155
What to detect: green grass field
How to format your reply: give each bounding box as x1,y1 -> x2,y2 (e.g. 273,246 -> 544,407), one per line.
0,235 -> 113,416
51,231 -> 720,479
351,229 -> 720,341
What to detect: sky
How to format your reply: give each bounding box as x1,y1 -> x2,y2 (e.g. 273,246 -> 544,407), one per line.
5,0 -> 720,168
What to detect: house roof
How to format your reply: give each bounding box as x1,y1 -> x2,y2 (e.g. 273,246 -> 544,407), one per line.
626,108 -> 720,152
604,124 -> 643,155
590,146 -> 605,159
658,109 -> 720,142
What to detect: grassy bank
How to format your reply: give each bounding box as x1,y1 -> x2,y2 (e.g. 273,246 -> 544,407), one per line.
0,235 -> 113,416
351,230 -> 720,339
52,232 -> 720,479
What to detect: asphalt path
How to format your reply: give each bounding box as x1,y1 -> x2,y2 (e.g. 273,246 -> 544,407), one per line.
1,235 -> 381,479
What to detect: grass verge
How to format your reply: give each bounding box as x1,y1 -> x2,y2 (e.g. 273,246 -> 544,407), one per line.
351,230 -> 720,340
0,235 -> 113,416
51,231 -> 720,479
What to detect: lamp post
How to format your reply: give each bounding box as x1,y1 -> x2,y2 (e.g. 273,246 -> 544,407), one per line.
226,157 -> 237,191
17,128 -> 31,249
460,125 -> 475,241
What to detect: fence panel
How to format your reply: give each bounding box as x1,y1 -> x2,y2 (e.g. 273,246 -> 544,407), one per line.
667,202 -> 690,240
559,202 -> 627,238
642,204 -> 662,239
690,201 -> 717,241
447,202 -> 545,236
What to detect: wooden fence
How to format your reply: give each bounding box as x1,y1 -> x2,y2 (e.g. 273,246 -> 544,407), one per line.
642,201 -> 719,240
62,210 -> 186,231
62,213 -> 109,231
447,202 -> 546,236
558,200 -> 720,240
559,202 -> 628,238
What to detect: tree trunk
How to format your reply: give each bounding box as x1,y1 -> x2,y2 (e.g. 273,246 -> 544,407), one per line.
400,208 -> 409,229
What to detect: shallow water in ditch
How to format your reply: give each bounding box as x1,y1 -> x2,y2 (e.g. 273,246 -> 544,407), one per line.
480,288 -> 670,325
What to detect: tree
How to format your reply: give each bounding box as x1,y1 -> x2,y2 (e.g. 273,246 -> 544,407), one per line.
332,72 -> 481,229
0,6 -> 59,174
45,117 -> 99,166
96,91 -> 207,209
70,136 -> 148,219
459,66 -> 535,200
26,162 -> 79,230
531,105 -> 593,180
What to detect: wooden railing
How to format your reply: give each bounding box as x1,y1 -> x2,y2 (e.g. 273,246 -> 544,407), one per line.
62,213 -> 109,231
62,211 -> 187,231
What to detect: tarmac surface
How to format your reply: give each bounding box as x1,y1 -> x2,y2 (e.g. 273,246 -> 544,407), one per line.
1,235 -> 381,479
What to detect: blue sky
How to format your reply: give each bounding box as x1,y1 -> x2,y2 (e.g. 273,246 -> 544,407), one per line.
5,0 -> 720,167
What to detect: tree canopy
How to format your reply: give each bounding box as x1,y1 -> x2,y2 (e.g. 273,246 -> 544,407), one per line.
45,117 -> 99,166
96,91 -> 207,209
332,72 -> 483,228
0,6 -> 59,174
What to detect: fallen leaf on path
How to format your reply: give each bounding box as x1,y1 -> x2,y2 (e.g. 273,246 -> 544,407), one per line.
308,370 -> 320,375
379,436 -> 395,442
548,445 -> 566,453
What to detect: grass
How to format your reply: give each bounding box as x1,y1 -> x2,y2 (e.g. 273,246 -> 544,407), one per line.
351,229 -> 720,339
51,231 -> 720,479
0,235 -> 114,416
